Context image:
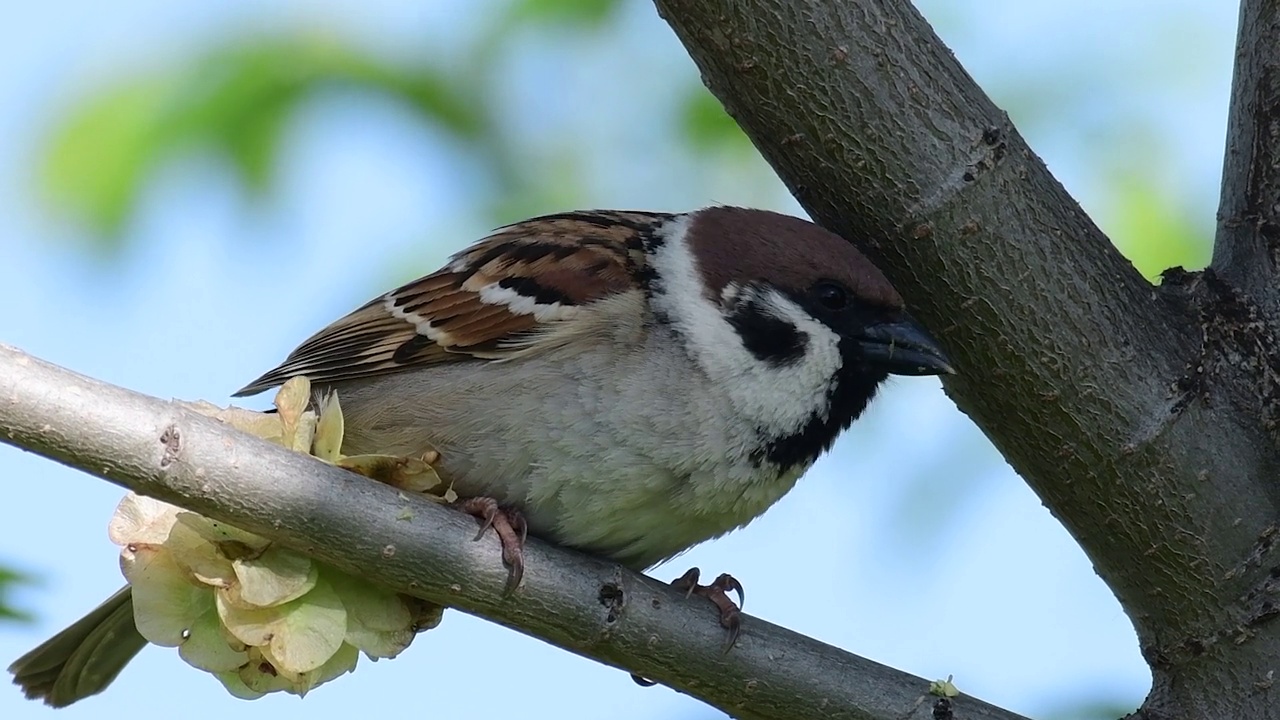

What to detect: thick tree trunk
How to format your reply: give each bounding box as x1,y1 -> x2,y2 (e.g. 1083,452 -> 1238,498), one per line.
654,0 -> 1280,717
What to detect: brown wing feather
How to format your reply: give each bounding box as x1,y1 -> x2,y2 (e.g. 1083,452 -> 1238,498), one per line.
233,210 -> 665,397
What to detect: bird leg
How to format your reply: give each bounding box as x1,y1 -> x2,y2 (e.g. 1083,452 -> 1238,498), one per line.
457,497 -> 527,594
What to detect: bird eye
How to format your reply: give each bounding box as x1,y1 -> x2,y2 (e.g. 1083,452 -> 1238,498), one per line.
811,281 -> 850,311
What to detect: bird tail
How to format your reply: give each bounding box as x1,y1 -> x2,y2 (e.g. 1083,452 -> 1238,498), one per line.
9,586 -> 146,707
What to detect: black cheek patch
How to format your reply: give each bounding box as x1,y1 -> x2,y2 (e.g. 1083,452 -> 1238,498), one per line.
751,339 -> 888,470
726,299 -> 807,366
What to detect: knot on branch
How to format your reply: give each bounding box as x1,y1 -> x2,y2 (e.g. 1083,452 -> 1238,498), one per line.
159,423 -> 182,468
903,124 -> 1012,223
960,125 -> 1008,183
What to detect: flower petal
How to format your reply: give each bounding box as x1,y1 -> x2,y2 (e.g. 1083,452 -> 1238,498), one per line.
108,494 -> 181,546
232,546 -> 317,608
218,577 -> 346,674
179,608 -> 249,672
326,572 -> 416,658
213,669 -> 266,700
121,544 -> 209,646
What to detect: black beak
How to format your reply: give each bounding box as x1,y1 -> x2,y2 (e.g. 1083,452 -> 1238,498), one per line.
856,315 -> 954,376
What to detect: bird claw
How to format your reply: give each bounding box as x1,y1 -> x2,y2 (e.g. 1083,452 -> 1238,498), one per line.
671,568 -> 744,651
457,497 -> 526,594
631,567 -> 747,687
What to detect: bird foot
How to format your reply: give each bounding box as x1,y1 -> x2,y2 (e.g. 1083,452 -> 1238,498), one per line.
671,567 -> 744,650
631,567 -> 745,687
457,497 -> 527,594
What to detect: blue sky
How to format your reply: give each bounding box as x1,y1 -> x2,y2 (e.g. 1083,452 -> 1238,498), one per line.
0,1 -> 1236,719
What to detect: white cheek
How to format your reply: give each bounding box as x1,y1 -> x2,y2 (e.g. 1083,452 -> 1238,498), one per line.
649,217 -> 840,435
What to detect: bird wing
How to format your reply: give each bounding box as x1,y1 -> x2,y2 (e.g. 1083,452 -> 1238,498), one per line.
233,210 -> 666,396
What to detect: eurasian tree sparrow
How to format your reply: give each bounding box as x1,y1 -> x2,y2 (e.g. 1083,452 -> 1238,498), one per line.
12,206 -> 952,706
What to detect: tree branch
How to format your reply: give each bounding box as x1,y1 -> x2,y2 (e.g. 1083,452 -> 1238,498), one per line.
0,344 -> 1026,720
1214,0 -> 1280,318
655,0 -> 1280,715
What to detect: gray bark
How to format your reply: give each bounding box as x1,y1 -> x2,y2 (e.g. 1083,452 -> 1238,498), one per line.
653,0 -> 1280,717
1215,0 -> 1280,320
0,344 -> 1024,720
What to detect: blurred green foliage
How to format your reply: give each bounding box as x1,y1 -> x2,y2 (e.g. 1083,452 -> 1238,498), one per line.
42,36 -> 484,247
506,0 -> 623,27
0,566 -> 33,623
40,0 -> 640,251
678,88 -> 752,153
1106,173 -> 1212,279
35,0 -> 1211,283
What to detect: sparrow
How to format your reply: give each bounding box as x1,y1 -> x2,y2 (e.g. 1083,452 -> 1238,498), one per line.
10,206 -> 952,706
